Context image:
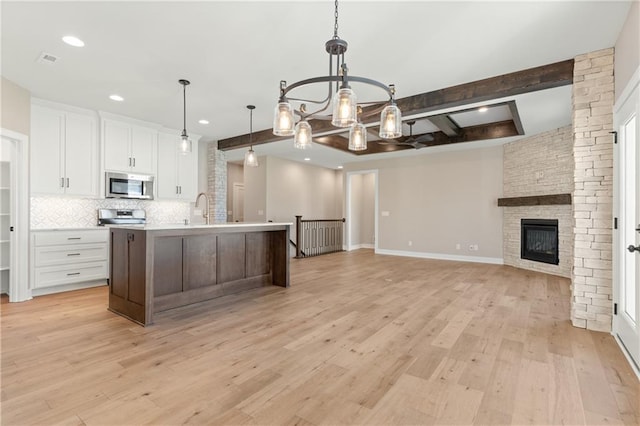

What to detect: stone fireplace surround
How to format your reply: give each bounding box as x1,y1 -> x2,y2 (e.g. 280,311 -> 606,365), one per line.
503,126 -> 574,278
502,48 -> 615,333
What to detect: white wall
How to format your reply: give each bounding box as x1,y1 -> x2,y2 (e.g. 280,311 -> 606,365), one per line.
345,145 -> 504,261
615,1 -> 639,102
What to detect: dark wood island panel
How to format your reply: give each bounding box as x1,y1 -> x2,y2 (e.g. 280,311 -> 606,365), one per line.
108,224 -> 290,325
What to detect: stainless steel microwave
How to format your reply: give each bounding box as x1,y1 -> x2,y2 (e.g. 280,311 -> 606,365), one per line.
105,172 -> 154,200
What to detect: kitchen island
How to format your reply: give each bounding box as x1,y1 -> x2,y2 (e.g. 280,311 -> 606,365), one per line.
108,222 -> 290,325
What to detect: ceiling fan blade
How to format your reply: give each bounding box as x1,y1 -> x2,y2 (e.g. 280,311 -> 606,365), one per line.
413,134 -> 434,144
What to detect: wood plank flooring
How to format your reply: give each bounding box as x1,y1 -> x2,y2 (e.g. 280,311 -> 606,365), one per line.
1,250 -> 638,425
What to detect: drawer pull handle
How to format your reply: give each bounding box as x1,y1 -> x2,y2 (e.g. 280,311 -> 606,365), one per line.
67,253 -> 81,256
67,272 -> 80,276
67,237 -> 81,240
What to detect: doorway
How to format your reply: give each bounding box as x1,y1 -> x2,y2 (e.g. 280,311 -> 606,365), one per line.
0,128 -> 30,302
233,183 -> 244,222
613,73 -> 639,373
346,170 -> 378,251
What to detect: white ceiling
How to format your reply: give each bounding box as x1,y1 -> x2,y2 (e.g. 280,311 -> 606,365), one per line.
1,1 -> 632,168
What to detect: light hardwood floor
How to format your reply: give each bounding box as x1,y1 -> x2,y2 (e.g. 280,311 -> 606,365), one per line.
1,250 -> 638,425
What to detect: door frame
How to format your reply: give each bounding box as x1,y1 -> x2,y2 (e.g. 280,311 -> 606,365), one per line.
0,128 -> 31,302
345,169 -> 378,252
613,66 -> 640,377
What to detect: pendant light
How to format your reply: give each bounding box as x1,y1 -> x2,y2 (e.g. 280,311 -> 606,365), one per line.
244,105 -> 259,168
178,79 -> 192,154
349,106 -> 367,151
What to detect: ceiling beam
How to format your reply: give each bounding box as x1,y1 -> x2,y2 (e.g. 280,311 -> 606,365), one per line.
312,135 -> 413,155
217,59 -> 573,151
312,120 -> 521,156
427,115 -> 461,137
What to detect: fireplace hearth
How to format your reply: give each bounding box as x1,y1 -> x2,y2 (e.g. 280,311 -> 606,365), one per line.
521,219 -> 559,265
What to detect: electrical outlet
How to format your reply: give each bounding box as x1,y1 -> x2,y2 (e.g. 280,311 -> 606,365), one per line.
408,240 -> 413,247
456,243 -> 461,250
469,244 -> 474,251
258,210 -> 264,216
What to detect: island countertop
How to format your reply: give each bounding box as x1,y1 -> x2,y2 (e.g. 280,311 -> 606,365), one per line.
109,222 -> 292,231
108,222 -> 290,325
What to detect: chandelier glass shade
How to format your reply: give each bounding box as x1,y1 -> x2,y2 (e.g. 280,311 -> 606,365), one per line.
178,79 -> 192,154
272,0 -> 402,152
294,120 -> 312,149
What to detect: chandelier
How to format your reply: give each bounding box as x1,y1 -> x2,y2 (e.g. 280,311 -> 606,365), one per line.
272,0 -> 402,151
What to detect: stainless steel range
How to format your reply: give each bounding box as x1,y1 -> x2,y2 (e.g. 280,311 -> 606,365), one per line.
97,209 -> 146,226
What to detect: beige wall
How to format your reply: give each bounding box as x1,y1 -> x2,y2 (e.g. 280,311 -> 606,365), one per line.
614,1 -> 639,101
348,172 -> 375,247
226,162 -> 244,221
243,156 -> 267,222
345,145 -> 503,260
264,156 -> 342,225
1,77 -> 30,135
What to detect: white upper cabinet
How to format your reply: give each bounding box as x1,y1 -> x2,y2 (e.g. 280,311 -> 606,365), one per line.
30,103 -> 97,197
102,119 -> 157,175
156,131 -> 198,200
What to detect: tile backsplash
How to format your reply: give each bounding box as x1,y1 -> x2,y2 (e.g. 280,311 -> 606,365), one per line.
31,197 -> 192,229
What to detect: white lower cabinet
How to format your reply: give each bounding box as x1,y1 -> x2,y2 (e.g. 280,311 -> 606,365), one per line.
31,229 -> 108,293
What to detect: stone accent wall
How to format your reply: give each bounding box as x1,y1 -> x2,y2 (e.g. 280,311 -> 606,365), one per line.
503,126 -> 574,277
571,48 -> 615,332
207,141 -> 227,223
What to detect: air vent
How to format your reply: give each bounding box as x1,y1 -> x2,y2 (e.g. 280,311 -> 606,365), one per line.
36,52 -> 59,64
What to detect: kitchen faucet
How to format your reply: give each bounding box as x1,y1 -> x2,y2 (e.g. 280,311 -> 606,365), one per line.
195,192 -> 211,225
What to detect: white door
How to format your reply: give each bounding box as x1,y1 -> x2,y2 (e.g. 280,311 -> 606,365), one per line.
64,112 -> 96,197
233,183 -> 244,222
156,132 -> 179,199
614,79 -> 639,369
30,105 -> 65,194
130,126 -> 156,174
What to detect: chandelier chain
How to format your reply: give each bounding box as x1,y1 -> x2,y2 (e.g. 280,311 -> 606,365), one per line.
334,0 -> 339,38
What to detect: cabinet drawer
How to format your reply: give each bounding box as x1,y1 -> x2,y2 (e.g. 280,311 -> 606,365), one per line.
34,230 -> 108,246
35,243 -> 107,267
33,261 -> 107,289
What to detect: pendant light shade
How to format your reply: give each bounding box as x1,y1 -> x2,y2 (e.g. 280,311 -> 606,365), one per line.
379,103 -> 402,139
178,79 -> 192,154
244,105 -> 259,168
349,122 -> 367,151
294,120 -> 312,149
273,101 -> 295,136
331,87 -> 357,127
244,148 -> 258,167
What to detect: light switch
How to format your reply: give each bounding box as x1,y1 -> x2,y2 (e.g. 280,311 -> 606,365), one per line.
258,210 -> 264,216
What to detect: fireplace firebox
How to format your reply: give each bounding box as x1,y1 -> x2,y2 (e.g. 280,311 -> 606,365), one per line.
521,219 -> 559,265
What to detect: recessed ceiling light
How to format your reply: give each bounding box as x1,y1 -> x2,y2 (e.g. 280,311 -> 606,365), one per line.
109,94 -> 124,102
62,35 -> 85,47
304,158 -> 311,161
478,106 -> 488,113
198,119 -> 210,125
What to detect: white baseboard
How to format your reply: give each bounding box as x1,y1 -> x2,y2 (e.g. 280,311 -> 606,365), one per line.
31,280 -> 108,297
375,248 -> 504,265
348,244 -> 374,250
613,332 -> 640,380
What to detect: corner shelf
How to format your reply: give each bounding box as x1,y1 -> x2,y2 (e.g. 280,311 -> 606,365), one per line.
497,193 -> 571,207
